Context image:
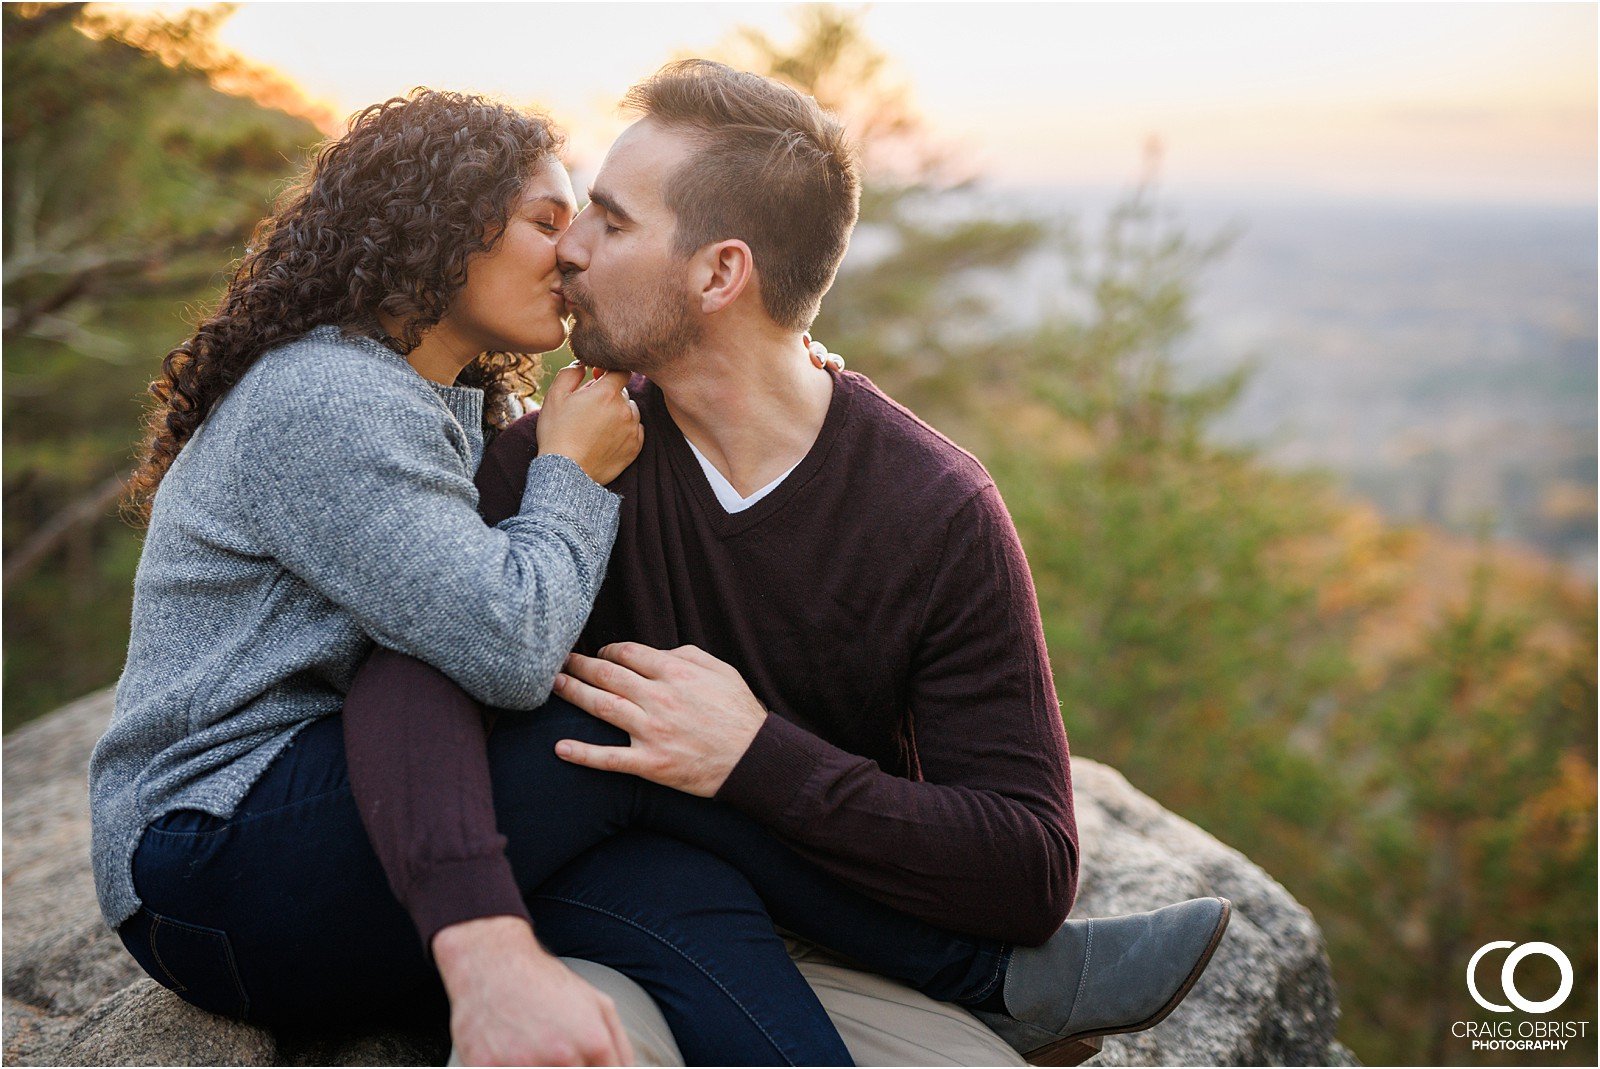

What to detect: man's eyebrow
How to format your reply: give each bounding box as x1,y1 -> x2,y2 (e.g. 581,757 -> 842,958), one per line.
585,187 -> 635,224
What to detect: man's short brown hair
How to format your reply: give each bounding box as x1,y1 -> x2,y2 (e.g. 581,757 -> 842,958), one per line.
622,59 -> 860,332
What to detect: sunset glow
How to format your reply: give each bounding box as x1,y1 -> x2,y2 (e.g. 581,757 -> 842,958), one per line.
107,2 -> 1597,205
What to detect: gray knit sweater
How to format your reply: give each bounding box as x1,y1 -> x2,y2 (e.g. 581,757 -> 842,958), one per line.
88,325 -> 620,930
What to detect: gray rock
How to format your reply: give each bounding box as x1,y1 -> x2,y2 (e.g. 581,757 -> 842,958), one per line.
4,692 -> 283,1067
3,693 -> 136,1011
4,998 -> 74,1065
2,918 -> 144,1017
3,689 -> 1355,1066
1067,760 -> 1352,1065
276,1023 -> 449,1066
1326,1040 -> 1363,1066
58,980 -> 276,1066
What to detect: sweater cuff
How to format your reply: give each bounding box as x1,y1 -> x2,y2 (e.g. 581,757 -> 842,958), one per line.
521,452 -> 620,526
715,713 -> 829,830
405,852 -> 533,961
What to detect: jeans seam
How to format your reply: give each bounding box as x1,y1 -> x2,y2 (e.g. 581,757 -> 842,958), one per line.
531,893 -> 797,1067
143,785 -> 351,837
146,915 -> 189,993
145,912 -> 252,1019
217,926 -> 252,1021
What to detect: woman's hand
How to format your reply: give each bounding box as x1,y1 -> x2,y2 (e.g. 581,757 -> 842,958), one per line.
536,364 -> 643,487
434,916 -> 635,1066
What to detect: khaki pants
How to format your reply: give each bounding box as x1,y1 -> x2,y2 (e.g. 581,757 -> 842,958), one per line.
449,938 -> 1025,1066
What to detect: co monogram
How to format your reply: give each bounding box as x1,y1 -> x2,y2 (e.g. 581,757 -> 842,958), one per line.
1467,941 -> 1574,1014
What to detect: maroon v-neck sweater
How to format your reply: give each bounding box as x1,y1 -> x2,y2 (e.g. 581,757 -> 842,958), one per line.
342,368 -> 1079,952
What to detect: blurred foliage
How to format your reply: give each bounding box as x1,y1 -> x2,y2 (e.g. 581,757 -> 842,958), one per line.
1,5 -> 1593,1066
2,2 -> 322,723
1323,544 -> 1597,1062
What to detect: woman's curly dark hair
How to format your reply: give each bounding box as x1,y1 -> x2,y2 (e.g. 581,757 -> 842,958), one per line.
122,88 -> 565,525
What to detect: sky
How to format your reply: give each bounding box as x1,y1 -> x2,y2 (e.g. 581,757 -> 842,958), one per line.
128,1 -> 1598,207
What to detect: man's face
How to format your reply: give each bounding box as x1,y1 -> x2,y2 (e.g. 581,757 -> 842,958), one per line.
556,120 -> 702,374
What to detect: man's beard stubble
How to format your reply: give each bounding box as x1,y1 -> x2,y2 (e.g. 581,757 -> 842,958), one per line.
563,271 -> 701,376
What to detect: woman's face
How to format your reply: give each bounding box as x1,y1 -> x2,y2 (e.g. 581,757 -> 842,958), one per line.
445,155 -> 578,354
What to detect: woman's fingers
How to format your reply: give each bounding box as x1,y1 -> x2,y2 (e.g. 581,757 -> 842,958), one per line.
805,336 -> 845,371
550,362 -> 585,396
580,367 -> 631,393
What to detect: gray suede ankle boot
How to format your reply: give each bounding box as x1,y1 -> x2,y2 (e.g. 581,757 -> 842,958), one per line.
972,897 -> 1231,1066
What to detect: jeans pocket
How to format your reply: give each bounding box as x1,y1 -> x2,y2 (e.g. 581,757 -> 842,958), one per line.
119,909 -> 250,1020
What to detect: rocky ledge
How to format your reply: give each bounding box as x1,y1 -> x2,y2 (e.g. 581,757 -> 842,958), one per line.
3,689 -> 1358,1066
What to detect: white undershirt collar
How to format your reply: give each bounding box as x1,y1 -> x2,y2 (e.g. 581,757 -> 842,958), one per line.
685,438 -> 801,514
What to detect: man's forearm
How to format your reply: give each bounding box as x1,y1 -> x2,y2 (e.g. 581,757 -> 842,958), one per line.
716,711 -> 1078,946
553,641 -> 1079,945
706,477 -> 1082,946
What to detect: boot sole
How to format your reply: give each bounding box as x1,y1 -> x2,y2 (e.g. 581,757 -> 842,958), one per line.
1026,1034 -> 1102,1066
1023,897 -> 1233,1065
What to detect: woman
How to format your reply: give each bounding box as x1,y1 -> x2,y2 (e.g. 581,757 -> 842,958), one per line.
89,88 -> 1139,1068
89,89 -> 643,1054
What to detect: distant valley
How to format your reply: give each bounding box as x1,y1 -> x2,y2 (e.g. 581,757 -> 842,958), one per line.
940,190 -> 1597,577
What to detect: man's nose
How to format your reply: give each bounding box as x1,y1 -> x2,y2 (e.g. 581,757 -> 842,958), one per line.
555,214 -> 588,274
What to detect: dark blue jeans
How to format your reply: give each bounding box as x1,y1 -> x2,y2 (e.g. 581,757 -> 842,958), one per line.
120,699 -> 1010,1065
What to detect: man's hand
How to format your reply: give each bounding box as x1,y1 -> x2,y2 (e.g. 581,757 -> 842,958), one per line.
551,643 -> 768,797
433,916 -> 634,1067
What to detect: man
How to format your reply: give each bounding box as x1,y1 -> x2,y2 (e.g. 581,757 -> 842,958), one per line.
343,60 -> 1228,1066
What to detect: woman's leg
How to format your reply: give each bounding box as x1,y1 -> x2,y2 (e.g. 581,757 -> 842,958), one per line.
124,715 -> 444,1029
488,698 -> 1010,1006
122,713 -> 849,1068
529,831 -> 853,1066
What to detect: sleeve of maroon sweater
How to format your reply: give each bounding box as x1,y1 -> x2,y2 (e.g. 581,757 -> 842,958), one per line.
340,416 -> 545,958
343,647 -> 528,957
715,483 -> 1080,947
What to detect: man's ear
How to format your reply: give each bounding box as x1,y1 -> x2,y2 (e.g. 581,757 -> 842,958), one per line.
695,239 -> 754,315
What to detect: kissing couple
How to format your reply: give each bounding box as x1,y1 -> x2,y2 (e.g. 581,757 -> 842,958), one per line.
90,59 -> 1231,1066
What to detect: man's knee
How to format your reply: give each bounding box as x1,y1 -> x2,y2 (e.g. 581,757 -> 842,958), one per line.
784,937 -> 1027,1067
443,959 -> 685,1069
561,959 -> 686,1067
